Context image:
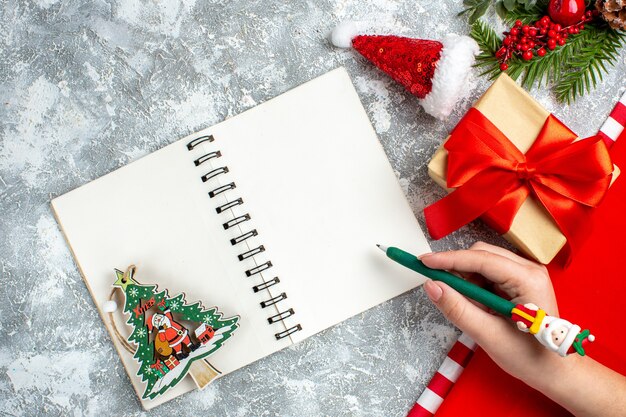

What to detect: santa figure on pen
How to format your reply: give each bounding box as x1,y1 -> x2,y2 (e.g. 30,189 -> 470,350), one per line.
147,307 -> 199,360
512,303 -> 595,356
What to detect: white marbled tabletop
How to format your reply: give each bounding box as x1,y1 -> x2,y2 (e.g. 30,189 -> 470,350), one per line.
1,0 -> 624,416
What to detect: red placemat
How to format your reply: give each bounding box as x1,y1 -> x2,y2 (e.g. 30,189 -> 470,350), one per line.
435,131 -> 626,417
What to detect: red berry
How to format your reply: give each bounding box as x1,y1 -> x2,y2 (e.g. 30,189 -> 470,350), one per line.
557,38 -> 566,46
515,19 -> 523,27
529,28 -> 538,36
522,50 -> 533,60
521,43 -> 530,51
541,16 -> 550,24
522,25 -> 530,34
553,24 -> 562,32
516,44 -> 523,50
540,28 -> 548,35
500,63 -> 509,71
548,30 -> 557,38
562,33 -> 568,38
585,10 -> 593,18
537,48 -> 547,56
573,27 -> 579,34
579,24 -> 584,30
510,28 -> 520,36
547,39 -> 557,49
528,41 -> 535,48
503,36 -> 512,46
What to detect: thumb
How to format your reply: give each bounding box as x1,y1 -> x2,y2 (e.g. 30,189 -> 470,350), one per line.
424,279 -> 507,345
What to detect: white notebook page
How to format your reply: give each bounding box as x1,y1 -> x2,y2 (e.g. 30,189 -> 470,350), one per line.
198,68 -> 430,342
51,67 -> 430,409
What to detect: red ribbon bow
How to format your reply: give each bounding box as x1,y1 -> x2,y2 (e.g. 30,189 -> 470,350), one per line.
424,108 -> 613,262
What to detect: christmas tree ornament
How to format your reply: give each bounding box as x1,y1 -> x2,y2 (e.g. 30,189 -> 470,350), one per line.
596,0 -> 626,29
108,265 -> 240,400
548,0 -> 586,26
330,21 -> 479,120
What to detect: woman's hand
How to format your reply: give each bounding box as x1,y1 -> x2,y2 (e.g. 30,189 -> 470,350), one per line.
420,242 -> 626,417
421,241 -> 559,387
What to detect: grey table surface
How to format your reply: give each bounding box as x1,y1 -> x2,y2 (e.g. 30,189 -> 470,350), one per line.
1,0 -> 624,416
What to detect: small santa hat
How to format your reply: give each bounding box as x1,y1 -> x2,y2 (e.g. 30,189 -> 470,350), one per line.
567,329 -> 595,356
330,21 -> 479,120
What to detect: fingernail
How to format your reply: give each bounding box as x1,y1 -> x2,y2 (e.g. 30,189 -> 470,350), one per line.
418,252 -> 434,260
424,279 -> 443,302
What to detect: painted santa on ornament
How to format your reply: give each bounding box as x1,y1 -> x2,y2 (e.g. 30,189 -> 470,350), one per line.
512,303 -> 595,356
147,307 -> 200,360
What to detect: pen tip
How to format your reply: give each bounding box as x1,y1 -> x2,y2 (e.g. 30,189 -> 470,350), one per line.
376,244 -> 388,252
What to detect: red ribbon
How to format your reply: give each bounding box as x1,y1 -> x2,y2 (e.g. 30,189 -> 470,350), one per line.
424,108 -> 613,261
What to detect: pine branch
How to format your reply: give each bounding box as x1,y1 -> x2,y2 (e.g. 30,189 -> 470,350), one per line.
509,28 -> 595,89
501,4 -> 546,25
471,19 -> 502,54
459,0 -> 492,24
470,19 -> 626,103
464,1 -> 625,102
470,20 -> 502,79
555,25 -> 626,103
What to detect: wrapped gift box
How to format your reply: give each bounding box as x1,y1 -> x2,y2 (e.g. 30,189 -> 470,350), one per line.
427,74 -> 619,264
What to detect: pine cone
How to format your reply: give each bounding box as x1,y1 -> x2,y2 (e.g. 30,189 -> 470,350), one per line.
596,0 -> 626,30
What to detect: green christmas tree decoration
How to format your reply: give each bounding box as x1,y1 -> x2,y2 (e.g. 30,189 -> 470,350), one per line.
113,267 -> 239,400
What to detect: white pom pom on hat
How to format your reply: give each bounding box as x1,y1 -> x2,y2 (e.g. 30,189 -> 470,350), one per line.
329,21 -> 479,119
330,21 -> 361,48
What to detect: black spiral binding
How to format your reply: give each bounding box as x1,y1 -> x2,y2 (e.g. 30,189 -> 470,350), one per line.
195,151 -> 221,166
252,276 -> 279,292
187,134 -> 302,341
209,183 -> 236,198
187,135 -> 214,150
216,198 -> 243,214
223,214 -> 251,230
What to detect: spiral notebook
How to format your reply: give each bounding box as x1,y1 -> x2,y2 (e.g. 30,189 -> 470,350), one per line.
51,67 -> 431,409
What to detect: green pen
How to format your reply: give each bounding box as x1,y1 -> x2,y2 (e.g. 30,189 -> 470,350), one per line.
377,244 -> 595,357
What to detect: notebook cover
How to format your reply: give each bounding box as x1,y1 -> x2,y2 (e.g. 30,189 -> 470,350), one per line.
435,131 -> 626,417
